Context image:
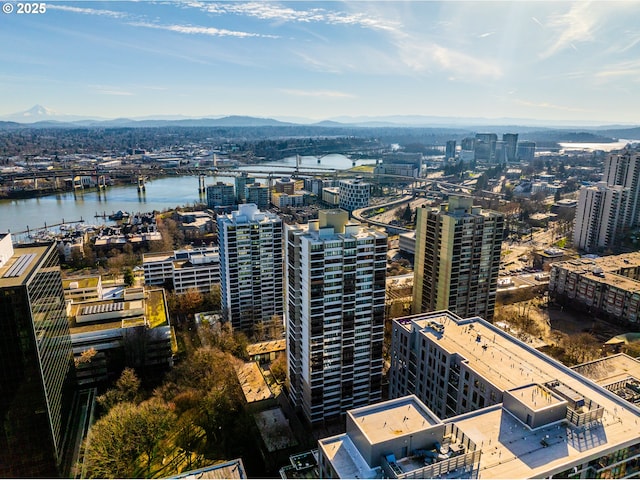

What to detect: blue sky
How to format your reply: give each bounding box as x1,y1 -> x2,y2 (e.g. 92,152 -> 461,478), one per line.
1,1 -> 640,123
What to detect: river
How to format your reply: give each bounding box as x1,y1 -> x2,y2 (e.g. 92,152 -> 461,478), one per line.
0,154 -> 374,235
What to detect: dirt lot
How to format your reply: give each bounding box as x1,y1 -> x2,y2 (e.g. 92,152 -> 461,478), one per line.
495,297 -> 633,365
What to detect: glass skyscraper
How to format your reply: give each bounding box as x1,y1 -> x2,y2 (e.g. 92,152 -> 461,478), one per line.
0,236 -> 75,477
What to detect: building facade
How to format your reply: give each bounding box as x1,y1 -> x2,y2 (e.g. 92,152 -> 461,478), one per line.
245,182 -> 270,210
502,133 -> 518,162
218,204 -> 283,334
573,182 -> 629,252
549,252 -> 640,324
235,172 -> 255,202
206,182 -> 235,210
338,178 -> 370,212
602,150 -> 640,227
0,237 -> 75,477
143,247 -> 220,294
413,196 -> 504,321
286,210 -> 386,424
516,140 -> 536,161
377,310 -> 640,479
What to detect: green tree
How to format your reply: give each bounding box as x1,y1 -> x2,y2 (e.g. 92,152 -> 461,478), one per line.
124,267 -> 135,286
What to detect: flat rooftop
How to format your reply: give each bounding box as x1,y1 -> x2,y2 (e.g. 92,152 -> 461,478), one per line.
573,354 -> 640,387
236,362 -> 274,403
62,276 -> 100,289
350,396 -> 441,445
398,311 -> 640,478
0,244 -> 49,288
246,339 -> 286,357
509,384 -> 566,411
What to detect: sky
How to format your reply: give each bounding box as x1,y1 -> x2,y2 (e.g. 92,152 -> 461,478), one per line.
1,1 -> 640,124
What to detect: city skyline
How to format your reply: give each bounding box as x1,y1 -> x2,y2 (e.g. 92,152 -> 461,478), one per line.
2,1 -> 640,124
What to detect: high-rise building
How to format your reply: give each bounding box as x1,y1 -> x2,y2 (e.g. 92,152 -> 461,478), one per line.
218,204 -> 283,334
573,182 -> 629,252
338,178 -> 370,212
235,172 -> 255,203
516,140 -> 536,161
244,182 -> 270,210
502,133 -> 518,162
206,182 -> 235,211
445,140 -> 456,161
602,150 -> 640,227
474,133 -> 497,162
286,210 -> 386,424
0,235 -> 75,477
413,197 -> 503,321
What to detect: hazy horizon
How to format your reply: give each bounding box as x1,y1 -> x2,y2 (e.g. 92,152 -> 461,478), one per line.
2,1 -> 640,124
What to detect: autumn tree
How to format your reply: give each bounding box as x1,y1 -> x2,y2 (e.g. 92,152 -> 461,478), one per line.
97,367 -> 142,411
83,399 -> 175,478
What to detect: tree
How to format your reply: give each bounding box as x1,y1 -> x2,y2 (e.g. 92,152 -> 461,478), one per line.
83,399 -> 175,478
124,267 -> 135,286
270,352 -> 287,383
97,367 -> 142,411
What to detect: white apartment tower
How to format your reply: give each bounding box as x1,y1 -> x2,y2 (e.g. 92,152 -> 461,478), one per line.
286,210 -> 387,424
218,204 -> 283,334
602,150 -> 640,226
573,182 -> 629,252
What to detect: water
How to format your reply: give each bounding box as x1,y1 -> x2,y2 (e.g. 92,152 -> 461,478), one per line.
0,154 -> 374,235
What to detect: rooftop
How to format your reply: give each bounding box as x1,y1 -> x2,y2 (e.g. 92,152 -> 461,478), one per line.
573,354 -> 640,388
396,311 -> 640,478
246,339 -> 286,357
62,276 -> 100,289
236,361 -> 274,403
350,396 -> 441,445
168,459 -> 246,479
0,243 -> 50,288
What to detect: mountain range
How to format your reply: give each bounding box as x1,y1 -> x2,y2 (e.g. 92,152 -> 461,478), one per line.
1,105 -> 640,131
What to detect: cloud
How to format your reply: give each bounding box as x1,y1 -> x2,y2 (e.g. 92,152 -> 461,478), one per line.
46,4 -> 127,18
280,89 -> 355,98
595,60 -> 640,80
538,2 -> 597,59
90,85 -> 134,96
188,2 -> 401,33
514,99 -> 589,113
129,21 -> 279,38
394,39 -> 502,79
478,32 -> 495,38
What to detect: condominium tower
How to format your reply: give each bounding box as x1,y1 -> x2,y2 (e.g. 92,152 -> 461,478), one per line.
413,196 -> 503,321
573,150 -> 640,252
0,235 -> 75,477
286,210 -> 386,424
573,182 -> 629,252
218,204 -> 283,335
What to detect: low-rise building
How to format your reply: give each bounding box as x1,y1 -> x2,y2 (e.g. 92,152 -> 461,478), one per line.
532,248 -> 577,271
142,247 -> 220,294
322,187 -> 340,207
62,275 -> 103,303
549,252 -> 640,323
68,287 -> 174,386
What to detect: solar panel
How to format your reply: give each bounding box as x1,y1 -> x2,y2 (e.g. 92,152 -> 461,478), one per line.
3,253 -> 37,278
80,302 -> 125,316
